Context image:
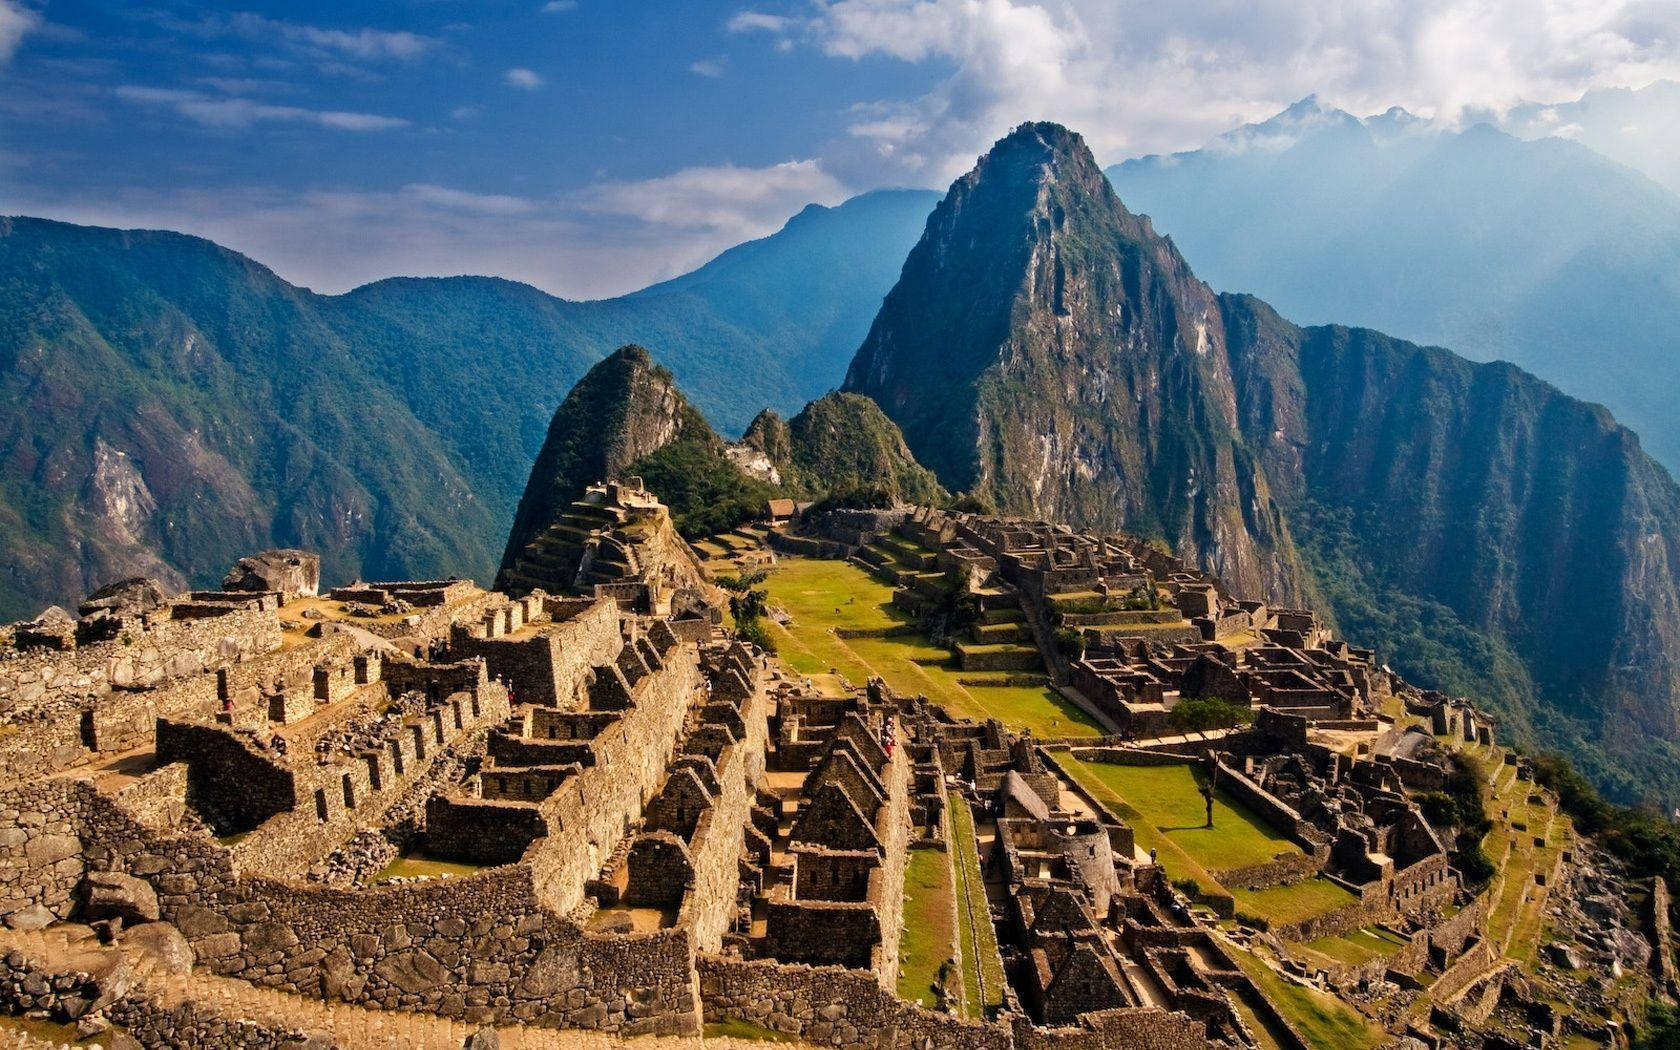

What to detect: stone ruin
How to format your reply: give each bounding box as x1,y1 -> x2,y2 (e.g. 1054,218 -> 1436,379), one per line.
0,487 -> 1666,1048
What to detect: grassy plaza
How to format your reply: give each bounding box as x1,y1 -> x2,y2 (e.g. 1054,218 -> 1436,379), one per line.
760,556 -> 1102,738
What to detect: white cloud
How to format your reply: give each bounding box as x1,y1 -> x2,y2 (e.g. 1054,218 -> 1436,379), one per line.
727,11 -> 791,33
150,11 -> 438,65
0,0 -> 40,62
579,159 -> 848,233
504,67 -> 544,90
766,0 -> 1680,184
689,58 -> 726,78
115,85 -> 409,131
541,0 -> 578,10
238,15 -> 434,61
400,183 -> 536,216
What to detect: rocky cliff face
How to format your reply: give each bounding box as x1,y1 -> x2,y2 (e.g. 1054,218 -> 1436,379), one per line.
844,122 -> 1305,603
1223,294 -> 1680,801
845,120 -> 1680,806
0,217 -> 486,618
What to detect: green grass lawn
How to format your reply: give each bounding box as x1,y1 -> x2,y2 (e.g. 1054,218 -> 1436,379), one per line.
1232,879 -> 1358,929
375,852 -> 486,882
898,847 -> 958,1008
1064,759 -> 1300,872
1229,945 -> 1384,1050
762,557 -> 1100,738
948,794 -> 1006,1018
702,1019 -> 805,1042
1303,926 -> 1410,966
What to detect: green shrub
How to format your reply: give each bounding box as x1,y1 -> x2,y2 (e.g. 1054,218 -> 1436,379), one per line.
808,485 -> 894,514
734,617 -> 777,654
1053,627 -> 1085,659
1167,697 -> 1255,733
729,588 -> 768,623
946,490 -> 996,515
1635,999 -> 1680,1050
1454,841 -> 1497,886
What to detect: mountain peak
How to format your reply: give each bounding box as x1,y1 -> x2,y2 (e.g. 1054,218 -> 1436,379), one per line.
843,123 -> 1302,602
498,344 -> 701,577
974,121 -> 1108,187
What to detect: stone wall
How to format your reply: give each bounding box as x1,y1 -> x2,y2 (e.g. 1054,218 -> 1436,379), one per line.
675,658 -> 768,952
0,602 -> 279,717
0,944 -> 325,1049
226,684 -> 511,879
698,955 -> 1010,1049
1651,877 -> 1677,996
0,775 -> 704,1035
1214,850 -> 1324,892
0,602 -> 281,781
452,599 -> 621,709
529,646 -> 705,913
1014,1006 -> 1210,1049
153,719 -> 296,834
871,728 -> 911,986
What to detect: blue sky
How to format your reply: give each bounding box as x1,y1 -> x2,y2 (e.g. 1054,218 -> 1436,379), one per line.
4,0 -> 1678,297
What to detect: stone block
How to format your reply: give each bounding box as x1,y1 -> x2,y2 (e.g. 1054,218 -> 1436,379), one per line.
123,921 -> 195,974
82,872 -> 160,924
376,949 -> 449,994
242,921 -> 300,953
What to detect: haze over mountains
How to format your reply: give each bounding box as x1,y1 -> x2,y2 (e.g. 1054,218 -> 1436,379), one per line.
1108,94 -> 1680,471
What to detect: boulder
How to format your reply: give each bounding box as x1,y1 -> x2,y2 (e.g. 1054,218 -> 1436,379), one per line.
82,872 -> 159,924
465,1029 -> 500,1050
78,578 -> 169,621
123,921 -> 194,974
223,550 -> 321,599
1545,942 -> 1582,969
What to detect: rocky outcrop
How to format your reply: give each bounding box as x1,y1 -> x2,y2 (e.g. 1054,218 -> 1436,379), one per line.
845,122 -> 1305,603
500,346 -> 700,571
741,393 -> 945,503
1222,293 -> 1680,803
77,578 -> 168,621
222,550 -> 320,599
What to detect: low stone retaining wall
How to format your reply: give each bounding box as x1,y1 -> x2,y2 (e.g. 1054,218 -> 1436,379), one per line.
1067,745 -> 1196,767
0,943 -> 330,1049
1215,850 -> 1323,893
958,648 -> 1043,673
1013,1006 -> 1209,1049
767,531 -> 850,560
698,955 -> 1009,1049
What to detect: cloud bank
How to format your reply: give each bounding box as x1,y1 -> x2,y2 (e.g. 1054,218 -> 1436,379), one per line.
787,0 -> 1680,183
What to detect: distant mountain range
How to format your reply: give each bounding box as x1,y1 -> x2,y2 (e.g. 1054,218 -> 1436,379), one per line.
0,191 -> 935,619
848,121 -> 1680,808
1107,95 -> 1680,472
11,97 -> 1680,806
1500,80 -> 1680,195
